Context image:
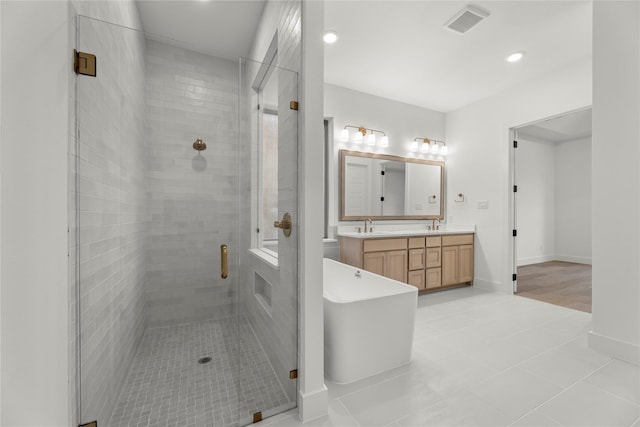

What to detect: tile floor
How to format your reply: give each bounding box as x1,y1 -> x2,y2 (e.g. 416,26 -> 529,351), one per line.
258,287 -> 640,427
109,316 -> 293,427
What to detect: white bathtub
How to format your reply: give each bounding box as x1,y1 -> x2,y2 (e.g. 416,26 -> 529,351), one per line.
323,258 -> 418,384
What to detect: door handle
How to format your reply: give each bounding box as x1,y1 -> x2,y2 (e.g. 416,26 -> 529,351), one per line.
221,244 -> 228,279
273,212 -> 292,237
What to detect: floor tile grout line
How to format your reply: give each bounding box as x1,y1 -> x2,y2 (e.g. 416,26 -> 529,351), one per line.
425,302 -> 587,352
506,358 -> 617,426
333,396 -> 363,427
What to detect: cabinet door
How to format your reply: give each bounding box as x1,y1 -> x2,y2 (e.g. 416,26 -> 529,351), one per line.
386,250 -> 408,283
408,248 -> 425,270
426,247 -> 442,268
426,267 -> 442,289
363,252 -> 385,276
441,246 -> 458,286
458,244 -> 474,283
408,270 -> 425,289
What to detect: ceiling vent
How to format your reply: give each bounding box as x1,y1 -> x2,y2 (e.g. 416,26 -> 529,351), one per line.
444,5 -> 490,34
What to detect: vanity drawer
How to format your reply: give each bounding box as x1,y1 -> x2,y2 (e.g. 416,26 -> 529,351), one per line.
442,234 -> 473,246
426,267 -> 442,289
408,270 -> 425,289
426,247 -> 442,268
426,236 -> 442,247
408,248 -> 425,270
363,238 -> 407,252
409,237 -> 425,248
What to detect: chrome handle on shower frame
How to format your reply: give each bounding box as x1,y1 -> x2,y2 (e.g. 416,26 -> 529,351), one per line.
221,244 -> 228,279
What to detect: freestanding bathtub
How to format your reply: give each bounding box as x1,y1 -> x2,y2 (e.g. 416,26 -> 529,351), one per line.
323,258 -> 418,384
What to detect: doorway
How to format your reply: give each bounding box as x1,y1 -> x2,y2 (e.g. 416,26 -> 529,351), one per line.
510,108 -> 592,312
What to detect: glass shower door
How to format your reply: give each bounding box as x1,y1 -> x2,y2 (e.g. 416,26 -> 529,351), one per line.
237,57 -> 299,425
75,15 -> 298,427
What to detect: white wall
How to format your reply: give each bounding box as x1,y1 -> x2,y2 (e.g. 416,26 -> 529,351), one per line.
555,137 -> 591,264
1,2 -> 70,424
299,1 -> 328,419
0,1 -> 4,422
590,1 -> 640,364
516,136 -> 592,266
515,136 -> 591,266
445,57 -> 592,293
516,137 -> 556,266
324,83 -> 446,232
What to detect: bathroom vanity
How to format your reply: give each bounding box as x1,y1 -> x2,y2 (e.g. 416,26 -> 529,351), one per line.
338,230 -> 474,292
337,149 -> 473,292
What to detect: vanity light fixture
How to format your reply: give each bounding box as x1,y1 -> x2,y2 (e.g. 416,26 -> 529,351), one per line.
341,125 -> 388,147
353,130 -> 364,144
339,128 -> 350,142
413,137 -> 448,156
430,140 -> 439,155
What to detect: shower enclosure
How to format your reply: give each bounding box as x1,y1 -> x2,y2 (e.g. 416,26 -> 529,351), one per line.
73,16 -> 298,426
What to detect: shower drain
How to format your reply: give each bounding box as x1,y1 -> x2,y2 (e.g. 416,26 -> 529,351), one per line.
198,356 -> 212,364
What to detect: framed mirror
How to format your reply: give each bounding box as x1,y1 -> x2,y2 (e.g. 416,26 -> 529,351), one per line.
339,149 -> 444,220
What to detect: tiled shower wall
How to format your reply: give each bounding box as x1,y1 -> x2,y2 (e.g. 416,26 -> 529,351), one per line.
73,14 -> 147,425
144,40 -> 239,327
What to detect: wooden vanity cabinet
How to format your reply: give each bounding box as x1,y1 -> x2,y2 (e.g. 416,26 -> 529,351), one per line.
342,237 -> 408,283
425,236 -> 442,289
364,250 -> 407,283
339,233 -> 474,293
407,237 -> 426,289
441,234 -> 474,286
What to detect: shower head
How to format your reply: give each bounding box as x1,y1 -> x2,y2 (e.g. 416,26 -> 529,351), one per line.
193,138 -> 207,151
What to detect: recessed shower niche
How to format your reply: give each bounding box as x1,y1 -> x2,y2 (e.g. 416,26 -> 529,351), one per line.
255,273 -> 273,313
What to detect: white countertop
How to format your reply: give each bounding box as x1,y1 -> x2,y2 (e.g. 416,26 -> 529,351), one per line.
337,224 -> 475,239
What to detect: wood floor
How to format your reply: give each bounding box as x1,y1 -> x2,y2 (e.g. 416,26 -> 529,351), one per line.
516,261 -> 592,313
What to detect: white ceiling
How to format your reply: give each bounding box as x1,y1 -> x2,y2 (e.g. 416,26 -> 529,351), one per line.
136,0 -> 266,59
325,1 -> 592,112
135,1 -> 592,115
518,108 -> 592,142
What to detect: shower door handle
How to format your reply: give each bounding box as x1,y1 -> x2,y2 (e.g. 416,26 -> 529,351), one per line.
221,244 -> 228,279
274,212 -> 292,237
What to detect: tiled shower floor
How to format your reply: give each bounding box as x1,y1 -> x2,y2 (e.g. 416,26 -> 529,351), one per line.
109,317 -> 292,427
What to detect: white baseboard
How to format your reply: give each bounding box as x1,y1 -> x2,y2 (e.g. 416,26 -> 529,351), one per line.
517,255 -> 555,266
297,384 -> 329,423
588,331 -> 640,366
518,255 -> 592,266
474,278 -> 507,294
555,255 -> 592,265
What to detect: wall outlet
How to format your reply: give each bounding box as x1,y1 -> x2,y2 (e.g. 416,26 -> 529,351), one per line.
477,200 -> 489,209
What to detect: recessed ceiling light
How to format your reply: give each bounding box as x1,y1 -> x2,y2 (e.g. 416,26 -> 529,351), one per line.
323,31 -> 338,44
506,52 -> 525,63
